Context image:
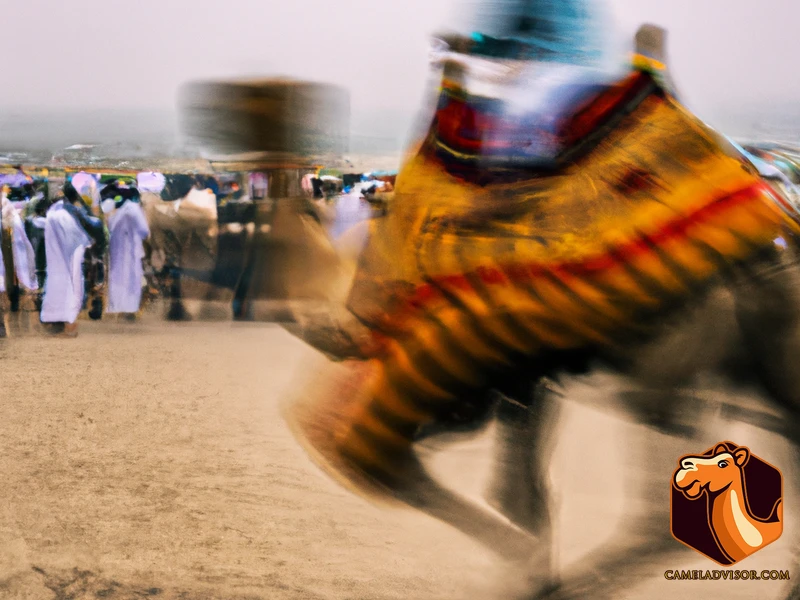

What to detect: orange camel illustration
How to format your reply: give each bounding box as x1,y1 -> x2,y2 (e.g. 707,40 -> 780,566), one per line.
673,444 -> 783,563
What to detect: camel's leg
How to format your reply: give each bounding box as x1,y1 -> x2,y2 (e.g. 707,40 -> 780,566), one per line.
284,359 -> 540,564
526,288 -> 746,599
778,437 -> 800,600
732,245 -> 800,600
487,380 -> 560,536
485,378 -> 563,597
306,430 -> 539,562
528,384 -> 721,600
399,466 -> 540,561
487,379 -> 561,551
166,266 -> 190,321
527,298 -> 744,598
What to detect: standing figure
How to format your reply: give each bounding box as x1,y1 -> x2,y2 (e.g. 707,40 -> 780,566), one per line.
1,185 -> 40,335
63,180 -> 107,320
105,186 -> 150,319
23,195 -> 50,313
0,187 -> 11,336
40,183 -> 104,336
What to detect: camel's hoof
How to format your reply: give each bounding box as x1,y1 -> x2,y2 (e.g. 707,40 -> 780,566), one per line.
485,488 -> 550,538
524,580 -> 562,600
784,581 -> 800,600
528,574 -> 612,600
166,304 -> 191,321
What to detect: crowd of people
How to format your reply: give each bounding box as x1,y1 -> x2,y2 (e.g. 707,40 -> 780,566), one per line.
0,168 -> 397,338
0,178 -> 150,337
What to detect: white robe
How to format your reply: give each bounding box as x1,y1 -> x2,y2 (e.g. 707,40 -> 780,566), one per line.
0,194 -> 6,294
0,193 -> 38,294
107,201 -> 150,314
40,201 -> 93,324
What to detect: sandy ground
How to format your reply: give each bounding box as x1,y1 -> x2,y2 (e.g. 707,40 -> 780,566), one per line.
0,319 -> 797,599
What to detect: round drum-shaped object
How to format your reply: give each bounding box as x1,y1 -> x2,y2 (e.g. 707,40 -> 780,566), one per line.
178,78 -> 350,158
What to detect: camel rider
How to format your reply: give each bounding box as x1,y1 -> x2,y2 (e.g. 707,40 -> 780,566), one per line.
449,0 -> 611,65
419,0 -> 623,174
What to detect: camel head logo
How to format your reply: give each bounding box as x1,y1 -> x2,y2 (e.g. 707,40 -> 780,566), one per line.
671,442 -> 783,565
674,444 -> 751,498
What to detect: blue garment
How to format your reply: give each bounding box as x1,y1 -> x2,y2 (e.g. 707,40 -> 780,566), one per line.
463,0 -> 610,66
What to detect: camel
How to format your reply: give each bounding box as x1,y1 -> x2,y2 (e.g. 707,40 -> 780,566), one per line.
674,443 -> 783,564
141,186 -> 220,320
268,12 -> 800,598
279,15 -> 800,600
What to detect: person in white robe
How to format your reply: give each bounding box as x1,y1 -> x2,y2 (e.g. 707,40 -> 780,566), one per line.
105,191 -> 150,316
0,188 -> 9,332
1,188 -> 40,335
2,187 -> 39,293
39,199 -> 94,329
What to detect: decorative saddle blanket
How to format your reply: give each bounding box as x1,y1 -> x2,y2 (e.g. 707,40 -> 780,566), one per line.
346,53 -> 800,350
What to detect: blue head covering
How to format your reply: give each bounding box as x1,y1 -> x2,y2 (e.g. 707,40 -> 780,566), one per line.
460,0 -> 610,66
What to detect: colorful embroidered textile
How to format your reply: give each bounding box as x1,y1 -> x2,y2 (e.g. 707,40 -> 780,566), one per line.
347,58 -> 800,349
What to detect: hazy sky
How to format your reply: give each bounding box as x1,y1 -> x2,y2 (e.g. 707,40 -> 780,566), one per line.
4,0 -> 799,125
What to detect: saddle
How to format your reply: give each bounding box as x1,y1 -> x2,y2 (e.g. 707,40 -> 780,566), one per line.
431,58 -> 652,175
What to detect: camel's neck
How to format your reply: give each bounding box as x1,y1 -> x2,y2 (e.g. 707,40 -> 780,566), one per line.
710,480 -> 765,561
